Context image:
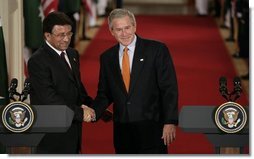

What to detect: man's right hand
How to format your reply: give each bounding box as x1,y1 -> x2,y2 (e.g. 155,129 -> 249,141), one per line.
81,105 -> 96,122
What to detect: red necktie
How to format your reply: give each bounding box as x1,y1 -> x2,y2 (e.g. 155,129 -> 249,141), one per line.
122,47 -> 130,92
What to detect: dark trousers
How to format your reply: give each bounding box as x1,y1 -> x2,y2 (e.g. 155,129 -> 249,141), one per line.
36,123 -> 81,154
113,120 -> 168,154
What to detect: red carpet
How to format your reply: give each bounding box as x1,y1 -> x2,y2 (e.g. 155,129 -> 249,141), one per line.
80,15 -> 249,154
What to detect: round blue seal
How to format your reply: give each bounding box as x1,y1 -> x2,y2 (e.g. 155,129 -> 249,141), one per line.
214,102 -> 247,133
1,101 -> 34,133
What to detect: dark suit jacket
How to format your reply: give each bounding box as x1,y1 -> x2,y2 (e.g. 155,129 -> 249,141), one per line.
93,35 -> 178,124
28,42 -> 92,153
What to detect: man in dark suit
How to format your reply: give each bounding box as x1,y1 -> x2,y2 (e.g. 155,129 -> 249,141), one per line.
28,11 -> 94,154
86,9 -> 178,154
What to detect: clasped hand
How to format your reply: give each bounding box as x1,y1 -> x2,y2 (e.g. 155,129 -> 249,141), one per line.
81,105 -> 96,122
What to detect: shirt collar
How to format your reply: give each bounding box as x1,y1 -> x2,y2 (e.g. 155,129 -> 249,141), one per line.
45,40 -> 66,56
119,35 -> 137,57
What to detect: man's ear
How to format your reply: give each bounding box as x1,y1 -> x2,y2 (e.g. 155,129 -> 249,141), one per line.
44,32 -> 51,40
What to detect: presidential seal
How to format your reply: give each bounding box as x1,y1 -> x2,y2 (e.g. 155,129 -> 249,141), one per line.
1,101 -> 34,133
214,102 -> 247,133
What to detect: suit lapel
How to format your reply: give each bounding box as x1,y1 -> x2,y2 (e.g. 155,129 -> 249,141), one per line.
129,38 -> 145,95
66,50 -> 80,86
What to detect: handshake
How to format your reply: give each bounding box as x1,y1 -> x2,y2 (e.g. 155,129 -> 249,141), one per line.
81,105 -> 113,122
81,105 -> 96,122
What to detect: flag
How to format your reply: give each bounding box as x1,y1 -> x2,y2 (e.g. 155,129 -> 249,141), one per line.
41,0 -> 59,17
82,0 -> 93,16
0,17 -> 9,106
23,0 -> 44,50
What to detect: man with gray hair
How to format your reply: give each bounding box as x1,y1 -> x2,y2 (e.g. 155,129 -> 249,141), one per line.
87,8 -> 178,154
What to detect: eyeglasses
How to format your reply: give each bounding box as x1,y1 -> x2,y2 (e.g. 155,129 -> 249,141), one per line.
51,32 -> 73,39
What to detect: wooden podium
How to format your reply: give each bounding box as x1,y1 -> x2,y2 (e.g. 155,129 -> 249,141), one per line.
179,106 -> 249,154
0,105 -> 74,154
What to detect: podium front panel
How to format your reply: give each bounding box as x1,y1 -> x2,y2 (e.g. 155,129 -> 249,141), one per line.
0,134 -> 44,147
179,105 -> 249,151
179,106 -> 248,133
0,105 -> 74,133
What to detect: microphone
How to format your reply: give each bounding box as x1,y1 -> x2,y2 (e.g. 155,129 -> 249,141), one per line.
233,77 -> 242,101
219,76 -> 228,101
21,78 -> 31,102
9,78 -> 18,100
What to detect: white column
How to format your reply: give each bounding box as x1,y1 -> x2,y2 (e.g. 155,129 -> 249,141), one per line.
0,0 -> 24,92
